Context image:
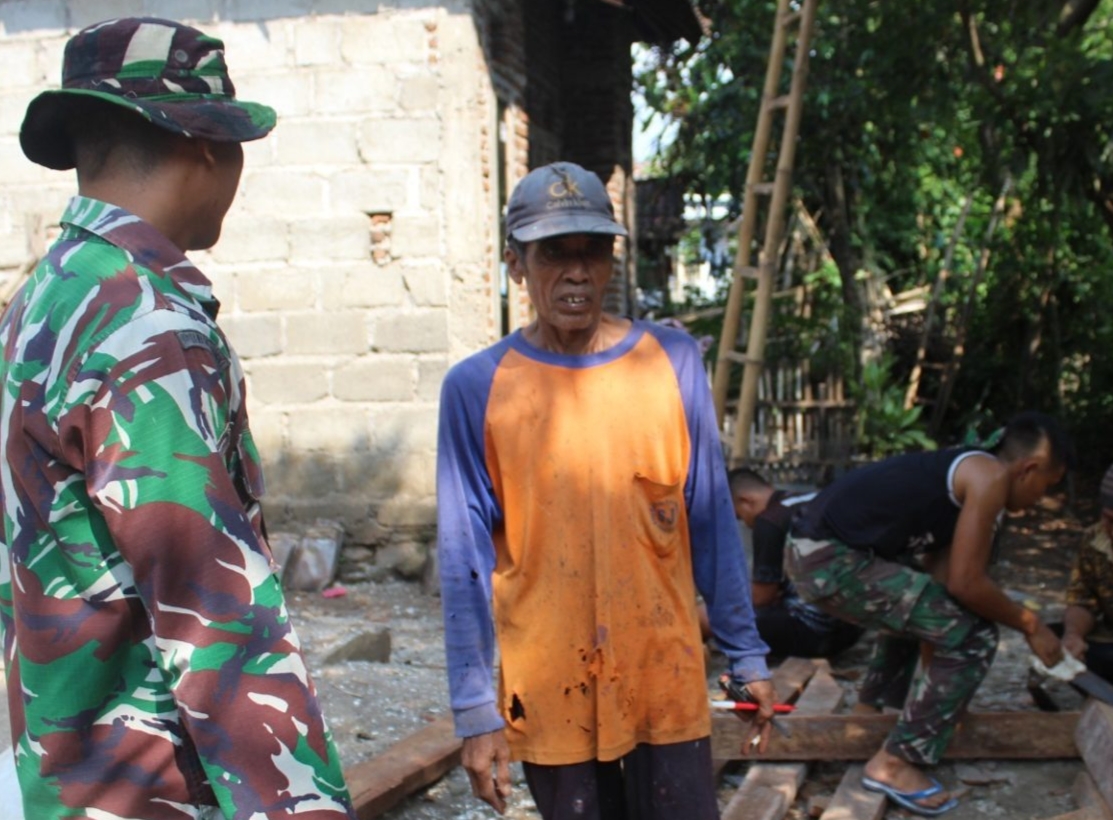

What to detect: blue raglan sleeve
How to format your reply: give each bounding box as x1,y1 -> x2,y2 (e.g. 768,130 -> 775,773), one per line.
650,325 -> 771,683
436,352 -> 506,737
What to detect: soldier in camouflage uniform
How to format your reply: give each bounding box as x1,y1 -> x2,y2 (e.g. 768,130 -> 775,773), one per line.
0,18 -> 356,820
1058,462 -> 1113,682
786,412 -> 1073,818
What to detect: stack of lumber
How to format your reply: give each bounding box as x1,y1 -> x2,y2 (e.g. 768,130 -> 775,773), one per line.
340,659 -> 1113,820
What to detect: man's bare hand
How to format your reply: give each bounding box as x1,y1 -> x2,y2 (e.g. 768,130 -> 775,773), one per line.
737,678 -> 776,756
1026,620 -> 1064,668
462,730 -> 512,814
1062,631 -> 1088,661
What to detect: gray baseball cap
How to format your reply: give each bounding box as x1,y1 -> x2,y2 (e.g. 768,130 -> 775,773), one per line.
505,161 -> 629,243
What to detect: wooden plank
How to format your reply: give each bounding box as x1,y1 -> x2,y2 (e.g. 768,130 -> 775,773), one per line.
819,764 -> 886,820
772,656 -> 818,704
1073,771 -> 1113,820
712,711 -> 1080,761
721,662 -> 844,820
1075,700 -> 1113,809
344,715 -> 462,819
713,657 -> 816,778
722,763 -> 804,820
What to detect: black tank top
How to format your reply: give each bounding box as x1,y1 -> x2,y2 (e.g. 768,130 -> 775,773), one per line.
794,448 -> 991,559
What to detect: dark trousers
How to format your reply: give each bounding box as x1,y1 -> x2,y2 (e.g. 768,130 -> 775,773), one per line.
756,602 -> 863,659
522,738 -> 719,820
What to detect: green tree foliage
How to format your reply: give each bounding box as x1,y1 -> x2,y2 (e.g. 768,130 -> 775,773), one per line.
638,0 -> 1113,471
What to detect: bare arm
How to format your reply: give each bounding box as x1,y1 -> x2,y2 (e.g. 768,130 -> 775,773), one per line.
1062,604 -> 1095,660
946,457 -> 1062,665
751,581 -> 781,608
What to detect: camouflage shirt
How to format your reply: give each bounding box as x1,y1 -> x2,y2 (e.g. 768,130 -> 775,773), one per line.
1066,522 -> 1113,632
0,197 -> 355,819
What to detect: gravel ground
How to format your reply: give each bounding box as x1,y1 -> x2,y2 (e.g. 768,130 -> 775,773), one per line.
286,498 -> 1095,819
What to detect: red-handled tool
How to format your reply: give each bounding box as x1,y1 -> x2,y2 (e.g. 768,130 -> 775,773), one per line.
709,700 -> 795,712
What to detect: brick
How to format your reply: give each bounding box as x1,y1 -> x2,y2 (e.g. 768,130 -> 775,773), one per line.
328,168 -> 412,214
373,310 -> 448,354
371,405 -> 437,452
248,360 -> 330,404
68,0 -> 145,32
35,36 -> 67,88
289,216 -> 369,261
238,269 -> 318,312
223,0 -> 312,24
358,118 -> 440,164
338,450 -> 401,499
266,450 -> 342,496
241,136 -> 275,168
311,0 -> 386,14
0,38 -> 40,90
143,0 -> 218,22
339,16 -> 429,65
416,358 -> 448,401
322,265 -> 407,310
402,263 -> 447,306
0,226 -> 29,269
275,120 -> 360,166
240,170 -> 328,214
312,66 -> 396,115
234,71 -> 313,118
243,407 -> 286,457
287,406 -> 371,452
211,215 -> 289,263
391,215 -> 441,259
221,314 -> 283,358
0,141 -> 58,184
286,312 -> 368,355
399,74 -> 439,111
376,496 -> 436,527
0,1 -> 68,35
214,19 -> 294,71
293,18 -> 341,66
333,356 -> 415,402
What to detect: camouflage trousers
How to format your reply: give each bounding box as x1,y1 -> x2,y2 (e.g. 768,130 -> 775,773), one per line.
785,535 -> 998,765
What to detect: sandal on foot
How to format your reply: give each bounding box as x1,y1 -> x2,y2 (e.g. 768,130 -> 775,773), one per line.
861,774 -> 960,817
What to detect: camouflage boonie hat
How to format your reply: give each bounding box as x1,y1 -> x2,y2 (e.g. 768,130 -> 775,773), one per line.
21,17 -> 276,170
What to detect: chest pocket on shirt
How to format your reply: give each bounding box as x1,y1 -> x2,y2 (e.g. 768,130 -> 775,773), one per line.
634,472 -> 684,557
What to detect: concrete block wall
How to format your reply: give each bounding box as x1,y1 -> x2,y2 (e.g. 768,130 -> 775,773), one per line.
0,0 -> 502,574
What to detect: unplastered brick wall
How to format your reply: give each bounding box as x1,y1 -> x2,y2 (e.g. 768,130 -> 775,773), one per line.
0,0 -> 503,575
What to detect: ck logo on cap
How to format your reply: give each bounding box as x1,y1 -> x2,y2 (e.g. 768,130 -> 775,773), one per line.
547,171 -> 590,210
549,174 -> 583,200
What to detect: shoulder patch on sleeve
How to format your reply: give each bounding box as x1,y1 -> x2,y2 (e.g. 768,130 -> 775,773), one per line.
176,329 -> 229,372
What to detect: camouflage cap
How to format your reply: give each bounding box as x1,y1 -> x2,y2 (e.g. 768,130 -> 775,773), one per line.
21,17 -> 276,170
506,161 -> 629,243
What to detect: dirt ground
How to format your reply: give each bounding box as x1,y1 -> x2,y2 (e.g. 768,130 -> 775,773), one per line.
286,494 -> 1096,820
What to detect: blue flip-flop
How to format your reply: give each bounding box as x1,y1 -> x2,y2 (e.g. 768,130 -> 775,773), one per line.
861,774 -> 960,817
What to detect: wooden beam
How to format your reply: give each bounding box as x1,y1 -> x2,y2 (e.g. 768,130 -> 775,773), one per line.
1073,771 -> 1113,820
772,656 -> 819,704
344,715 -> 462,819
721,661 -> 844,820
712,711 -> 1080,761
819,764 -> 886,820
713,657 -> 817,778
1075,700 -> 1113,809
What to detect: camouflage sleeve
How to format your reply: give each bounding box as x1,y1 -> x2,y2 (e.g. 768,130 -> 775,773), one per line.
58,310 -> 355,818
1065,534 -> 1100,615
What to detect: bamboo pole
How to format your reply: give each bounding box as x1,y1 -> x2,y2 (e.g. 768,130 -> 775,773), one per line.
711,0 -> 793,424
731,0 -> 818,463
